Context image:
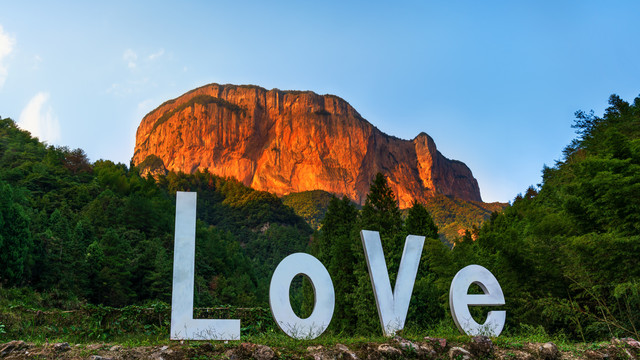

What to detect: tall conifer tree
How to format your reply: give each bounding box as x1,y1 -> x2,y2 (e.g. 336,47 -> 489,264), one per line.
311,196 -> 358,333
352,173 -> 404,334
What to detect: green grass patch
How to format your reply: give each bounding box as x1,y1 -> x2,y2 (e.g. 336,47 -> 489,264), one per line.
0,302 -> 277,344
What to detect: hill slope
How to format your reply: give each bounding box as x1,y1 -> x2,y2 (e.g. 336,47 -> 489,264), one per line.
282,189 -> 506,243
0,116 -> 311,308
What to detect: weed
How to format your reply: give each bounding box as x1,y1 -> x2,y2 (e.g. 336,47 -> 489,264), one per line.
190,356 -> 210,360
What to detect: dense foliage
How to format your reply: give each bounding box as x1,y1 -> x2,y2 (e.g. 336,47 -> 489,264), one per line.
420,195 -> 505,243
308,174 -> 446,335
283,189 -> 505,243
303,94 -> 640,339
0,116 -> 311,309
1,92 -> 639,342
282,190 -> 338,230
457,95 -> 640,340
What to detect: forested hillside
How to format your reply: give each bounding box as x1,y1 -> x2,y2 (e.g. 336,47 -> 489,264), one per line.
282,189 -> 505,244
440,95 -> 640,340
420,194 -> 505,243
282,190 -> 337,230
1,93 -> 639,342
0,116 -> 311,308
302,94 -> 640,340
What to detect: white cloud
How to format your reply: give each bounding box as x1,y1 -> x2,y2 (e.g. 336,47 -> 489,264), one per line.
0,24 -> 16,88
148,49 -> 164,61
123,49 -> 137,69
18,92 -> 61,144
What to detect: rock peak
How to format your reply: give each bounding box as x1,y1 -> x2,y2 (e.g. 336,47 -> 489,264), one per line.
133,84 -> 482,207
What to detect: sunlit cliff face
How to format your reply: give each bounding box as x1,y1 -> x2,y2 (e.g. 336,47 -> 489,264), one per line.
133,84 -> 482,208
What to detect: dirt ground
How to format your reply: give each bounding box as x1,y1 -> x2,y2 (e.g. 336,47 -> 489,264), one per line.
1,336 -> 639,359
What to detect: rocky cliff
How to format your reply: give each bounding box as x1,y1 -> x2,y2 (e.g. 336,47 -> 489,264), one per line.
132,84 -> 482,207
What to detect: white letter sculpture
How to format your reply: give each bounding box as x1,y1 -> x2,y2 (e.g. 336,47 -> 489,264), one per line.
269,253 -> 335,339
170,191 -> 240,340
449,264 -> 505,336
360,230 -> 425,336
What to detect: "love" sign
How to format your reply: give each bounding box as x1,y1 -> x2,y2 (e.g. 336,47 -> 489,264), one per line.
169,192 -> 505,340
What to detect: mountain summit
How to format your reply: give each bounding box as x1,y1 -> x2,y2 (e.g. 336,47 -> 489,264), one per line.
132,84 -> 482,207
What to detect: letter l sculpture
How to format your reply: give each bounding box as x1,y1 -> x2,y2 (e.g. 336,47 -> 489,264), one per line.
170,191 -> 240,340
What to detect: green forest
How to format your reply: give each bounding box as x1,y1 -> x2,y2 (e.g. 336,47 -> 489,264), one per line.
1,93 -> 639,342
281,189 -> 505,244
0,116 -> 311,310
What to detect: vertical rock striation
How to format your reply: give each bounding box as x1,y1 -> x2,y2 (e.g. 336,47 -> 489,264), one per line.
133,84 -> 482,207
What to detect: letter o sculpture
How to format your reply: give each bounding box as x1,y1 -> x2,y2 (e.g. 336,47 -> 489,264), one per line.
269,253 -> 335,339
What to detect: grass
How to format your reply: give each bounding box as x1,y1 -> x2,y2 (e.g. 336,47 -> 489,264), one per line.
0,291 -> 624,358
0,303 -> 583,349
0,318 -> 627,360
243,332 -> 388,350
2,307 -> 633,360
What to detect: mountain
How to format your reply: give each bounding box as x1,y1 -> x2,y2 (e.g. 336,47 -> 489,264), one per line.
133,83 -> 482,208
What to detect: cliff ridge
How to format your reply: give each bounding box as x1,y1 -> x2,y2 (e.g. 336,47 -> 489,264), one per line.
133,83 -> 482,207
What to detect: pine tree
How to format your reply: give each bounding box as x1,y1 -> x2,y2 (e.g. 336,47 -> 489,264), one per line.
41,208 -> 77,292
405,200 -> 438,239
0,182 -> 33,286
90,229 -> 134,306
352,173 -> 404,335
404,201 -> 445,328
359,173 -> 403,237
310,196 -> 358,333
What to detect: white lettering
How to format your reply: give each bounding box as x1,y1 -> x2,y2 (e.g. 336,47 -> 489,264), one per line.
360,230 -> 425,336
449,264 -> 505,336
170,192 -> 240,340
168,192 -> 506,340
269,253 -> 335,339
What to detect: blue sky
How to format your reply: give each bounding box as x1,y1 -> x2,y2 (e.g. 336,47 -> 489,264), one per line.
1,1 -> 639,203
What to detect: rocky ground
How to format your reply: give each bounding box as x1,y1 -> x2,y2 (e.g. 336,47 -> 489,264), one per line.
1,336 -> 639,359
